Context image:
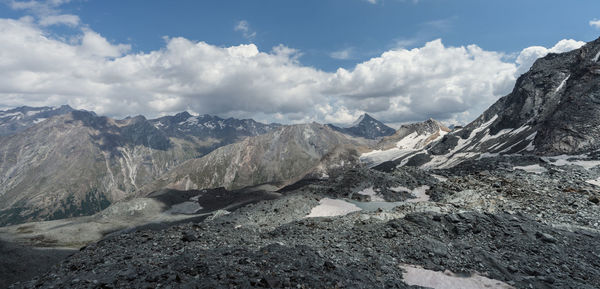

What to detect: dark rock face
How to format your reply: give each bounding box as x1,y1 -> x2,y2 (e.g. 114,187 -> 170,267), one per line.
375,37 -> 600,169
432,37 -> 600,157
328,113 -> 396,139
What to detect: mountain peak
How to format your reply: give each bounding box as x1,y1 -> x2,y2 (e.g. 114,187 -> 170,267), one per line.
328,113 -> 395,139
175,111 -> 192,118
350,113 -> 378,127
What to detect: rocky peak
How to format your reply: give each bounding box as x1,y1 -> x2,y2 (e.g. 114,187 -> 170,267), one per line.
328,113 -> 396,139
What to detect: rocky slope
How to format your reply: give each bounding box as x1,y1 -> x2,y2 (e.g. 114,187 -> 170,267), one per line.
328,113 -> 396,139
144,123 -> 372,192
0,110 -> 279,226
376,37 -> 600,169
8,156 -> 600,289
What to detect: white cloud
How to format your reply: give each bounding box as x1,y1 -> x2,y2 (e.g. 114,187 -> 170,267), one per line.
515,39 -> 585,76
234,20 -> 256,39
7,0 -> 79,27
590,19 -> 600,29
330,48 -> 353,60
38,14 -> 79,26
0,17 -> 587,126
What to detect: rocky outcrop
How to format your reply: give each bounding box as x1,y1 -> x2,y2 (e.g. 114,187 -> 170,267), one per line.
380,37 -> 600,169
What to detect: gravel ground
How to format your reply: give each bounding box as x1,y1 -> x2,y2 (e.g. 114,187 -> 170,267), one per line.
7,155 -> 600,289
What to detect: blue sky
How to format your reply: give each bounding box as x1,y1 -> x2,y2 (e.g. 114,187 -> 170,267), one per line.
0,0 -> 599,125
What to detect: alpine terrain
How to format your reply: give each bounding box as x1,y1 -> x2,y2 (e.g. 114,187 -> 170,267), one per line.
0,109 -> 279,226
1,38 -> 600,289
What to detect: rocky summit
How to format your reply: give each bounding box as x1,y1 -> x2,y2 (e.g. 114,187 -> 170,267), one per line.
2,38 -> 600,289
328,113 -> 396,139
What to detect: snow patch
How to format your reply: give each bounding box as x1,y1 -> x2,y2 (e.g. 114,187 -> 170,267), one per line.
360,128 -> 447,167
360,148 -> 414,167
594,50 -> 600,62
422,115 -> 498,169
33,118 -> 47,124
401,265 -> 514,289
25,110 -> 42,116
305,198 -> 362,218
587,177 -> 600,187
543,155 -> 600,170
513,164 -> 547,174
555,74 -> 570,93
431,174 -> 447,182
406,185 -> 430,202
356,187 -> 385,202
390,185 -> 430,202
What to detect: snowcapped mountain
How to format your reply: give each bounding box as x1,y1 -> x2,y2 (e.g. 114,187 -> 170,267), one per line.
151,112 -> 280,147
0,105 -> 74,136
360,119 -> 450,167
373,37 -> 600,169
328,113 -> 396,139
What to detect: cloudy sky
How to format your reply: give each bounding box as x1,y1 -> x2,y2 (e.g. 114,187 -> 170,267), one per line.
0,0 -> 599,126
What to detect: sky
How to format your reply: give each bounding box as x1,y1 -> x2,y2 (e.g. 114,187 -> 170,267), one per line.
0,0 -> 599,126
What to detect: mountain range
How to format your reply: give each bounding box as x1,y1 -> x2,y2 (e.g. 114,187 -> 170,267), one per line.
0,108 -> 282,225
2,37 -> 600,289
3,34 -> 600,225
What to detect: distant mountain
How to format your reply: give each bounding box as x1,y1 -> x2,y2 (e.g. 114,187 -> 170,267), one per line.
0,105 -> 74,136
150,112 -> 281,155
0,109 -> 280,226
328,113 -> 396,139
143,123 -> 370,193
374,37 -> 600,169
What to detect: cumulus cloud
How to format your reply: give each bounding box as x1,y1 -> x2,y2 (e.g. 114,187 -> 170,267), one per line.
514,39 -> 585,76
38,14 -> 79,26
590,19 -> 600,29
8,0 -> 79,27
330,48 -> 354,60
320,39 -> 517,123
234,20 -> 256,39
0,16 -> 587,126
